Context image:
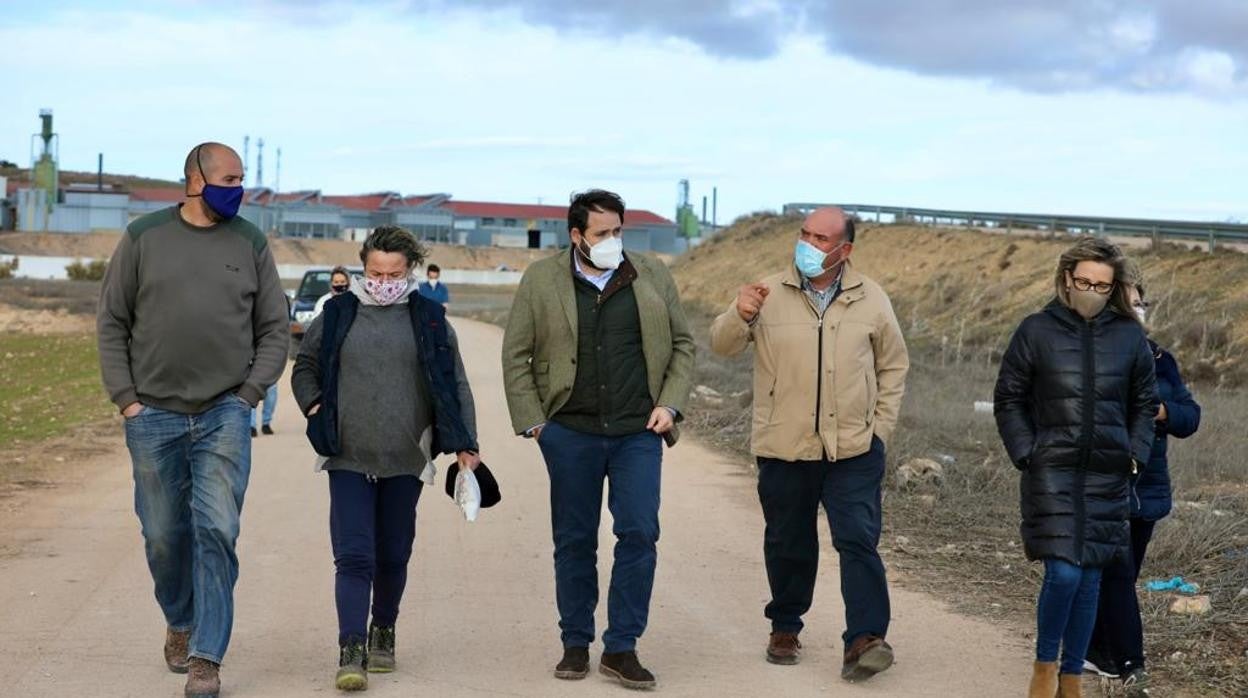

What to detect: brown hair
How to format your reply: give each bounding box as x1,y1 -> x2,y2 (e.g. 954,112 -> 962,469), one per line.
1122,257 -> 1146,300
1053,236 -> 1136,320
359,225 -> 427,269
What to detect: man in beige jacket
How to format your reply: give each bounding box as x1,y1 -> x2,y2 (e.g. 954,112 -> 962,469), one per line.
710,206 -> 908,683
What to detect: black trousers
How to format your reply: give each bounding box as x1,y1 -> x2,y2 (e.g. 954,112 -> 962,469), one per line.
757,437 -> 889,645
1088,517 -> 1157,673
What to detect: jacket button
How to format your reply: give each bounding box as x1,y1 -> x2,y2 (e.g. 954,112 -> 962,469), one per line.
571,358 -> 576,364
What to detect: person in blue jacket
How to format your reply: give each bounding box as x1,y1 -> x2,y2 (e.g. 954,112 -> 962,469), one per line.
417,264 -> 450,306
1085,263 -> 1201,696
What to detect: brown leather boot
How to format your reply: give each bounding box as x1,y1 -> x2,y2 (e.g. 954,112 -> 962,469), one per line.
841,635 -> 894,682
1057,672 -> 1084,697
164,628 -> 190,674
185,657 -> 221,698
766,632 -> 802,665
1028,661 -> 1058,697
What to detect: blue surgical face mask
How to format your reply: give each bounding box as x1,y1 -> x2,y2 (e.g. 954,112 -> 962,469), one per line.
187,145 -> 243,220
795,240 -> 845,279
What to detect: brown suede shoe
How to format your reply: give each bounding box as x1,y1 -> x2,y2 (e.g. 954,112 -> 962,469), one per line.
766,632 -> 802,665
554,646 -> 590,680
165,628 -> 190,674
842,635 -> 894,683
600,651 -> 656,690
185,657 -> 221,698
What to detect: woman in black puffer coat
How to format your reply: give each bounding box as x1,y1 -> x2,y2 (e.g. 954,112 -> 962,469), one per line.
994,237 -> 1158,698
1084,264 -> 1200,695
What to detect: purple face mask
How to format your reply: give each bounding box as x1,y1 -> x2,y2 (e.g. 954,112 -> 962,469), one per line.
365,277 -> 408,305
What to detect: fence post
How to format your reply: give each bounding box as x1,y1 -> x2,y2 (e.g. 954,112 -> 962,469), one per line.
1151,225 -> 1160,250
1208,229 -> 1216,254
1097,221 -> 1105,238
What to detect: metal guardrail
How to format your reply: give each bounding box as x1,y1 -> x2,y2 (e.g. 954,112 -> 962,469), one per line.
782,203 -> 1248,253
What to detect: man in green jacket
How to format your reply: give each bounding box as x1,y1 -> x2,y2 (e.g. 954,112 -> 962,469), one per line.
502,189 -> 694,690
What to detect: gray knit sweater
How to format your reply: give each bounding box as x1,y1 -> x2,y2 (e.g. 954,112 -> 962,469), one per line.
291,289 -> 477,479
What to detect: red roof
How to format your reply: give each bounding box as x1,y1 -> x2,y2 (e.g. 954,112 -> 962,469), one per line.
323,193 -> 395,211
129,187 -> 185,203
442,200 -> 673,226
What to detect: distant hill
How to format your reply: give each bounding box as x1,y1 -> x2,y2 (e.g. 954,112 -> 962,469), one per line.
0,165 -> 181,191
673,213 -> 1248,386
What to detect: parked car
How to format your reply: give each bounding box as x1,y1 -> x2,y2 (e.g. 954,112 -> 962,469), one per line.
289,266 -> 362,344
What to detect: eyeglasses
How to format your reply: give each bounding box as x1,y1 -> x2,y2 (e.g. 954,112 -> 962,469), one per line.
1071,276 -> 1115,295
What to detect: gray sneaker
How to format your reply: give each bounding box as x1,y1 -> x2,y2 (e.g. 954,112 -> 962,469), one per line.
336,641 -> 368,691
367,625 -> 396,673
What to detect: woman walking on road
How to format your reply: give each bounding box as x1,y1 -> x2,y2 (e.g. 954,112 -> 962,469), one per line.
1083,261 -> 1201,697
292,226 -> 480,692
993,237 -> 1158,698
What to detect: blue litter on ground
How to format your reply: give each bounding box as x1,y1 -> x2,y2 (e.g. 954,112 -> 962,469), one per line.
1144,576 -> 1201,595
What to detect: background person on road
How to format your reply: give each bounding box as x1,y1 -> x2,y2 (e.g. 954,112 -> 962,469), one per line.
314,266 -> 352,318
417,263 -> 449,307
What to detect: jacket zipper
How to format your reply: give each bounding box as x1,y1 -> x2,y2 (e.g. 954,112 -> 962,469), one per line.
1075,319 -> 1095,562
815,318 -> 824,435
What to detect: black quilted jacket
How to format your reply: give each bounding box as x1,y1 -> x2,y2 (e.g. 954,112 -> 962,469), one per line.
994,299 -> 1158,567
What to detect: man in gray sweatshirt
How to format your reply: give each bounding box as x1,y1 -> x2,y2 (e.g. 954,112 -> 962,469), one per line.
97,142 -> 288,698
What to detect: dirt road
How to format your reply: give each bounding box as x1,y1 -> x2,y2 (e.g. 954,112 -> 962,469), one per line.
0,318 -> 1028,696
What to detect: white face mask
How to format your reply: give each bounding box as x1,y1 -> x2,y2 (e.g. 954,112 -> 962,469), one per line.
427,278 -> 439,287
1134,307 -> 1147,324
580,235 -> 624,270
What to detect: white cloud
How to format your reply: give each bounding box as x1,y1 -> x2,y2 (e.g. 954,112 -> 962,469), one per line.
2,4 -> 1245,223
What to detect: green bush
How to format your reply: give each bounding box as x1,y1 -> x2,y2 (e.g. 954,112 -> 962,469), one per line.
65,258 -> 108,281
0,256 -> 17,280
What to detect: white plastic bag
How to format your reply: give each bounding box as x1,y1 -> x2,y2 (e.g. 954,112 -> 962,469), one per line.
454,468 -> 481,522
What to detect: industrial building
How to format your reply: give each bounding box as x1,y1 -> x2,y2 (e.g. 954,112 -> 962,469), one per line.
2,111 -> 687,253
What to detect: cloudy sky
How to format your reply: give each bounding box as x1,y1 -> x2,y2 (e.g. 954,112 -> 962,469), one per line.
4,1 -> 1245,223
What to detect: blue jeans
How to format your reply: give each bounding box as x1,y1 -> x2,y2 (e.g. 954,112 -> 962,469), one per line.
1037,558 -> 1103,674
757,436 -> 890,644
251,384 -> 278,428
125,394 -> 252,664
538,421 -> 662,653
328,470 -> 424,645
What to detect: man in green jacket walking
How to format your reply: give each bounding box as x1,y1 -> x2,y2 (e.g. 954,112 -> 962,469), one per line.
502,189 -> 694,690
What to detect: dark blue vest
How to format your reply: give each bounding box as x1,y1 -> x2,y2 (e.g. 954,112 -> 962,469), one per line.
305,292 -> 476,458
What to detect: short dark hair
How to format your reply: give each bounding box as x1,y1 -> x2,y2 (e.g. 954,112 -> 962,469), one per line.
330,265 -> 350,282
568,189 -> 625,235
426,264 -> 440,274
844,216 -> 856,244
359,225 -> 426,269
